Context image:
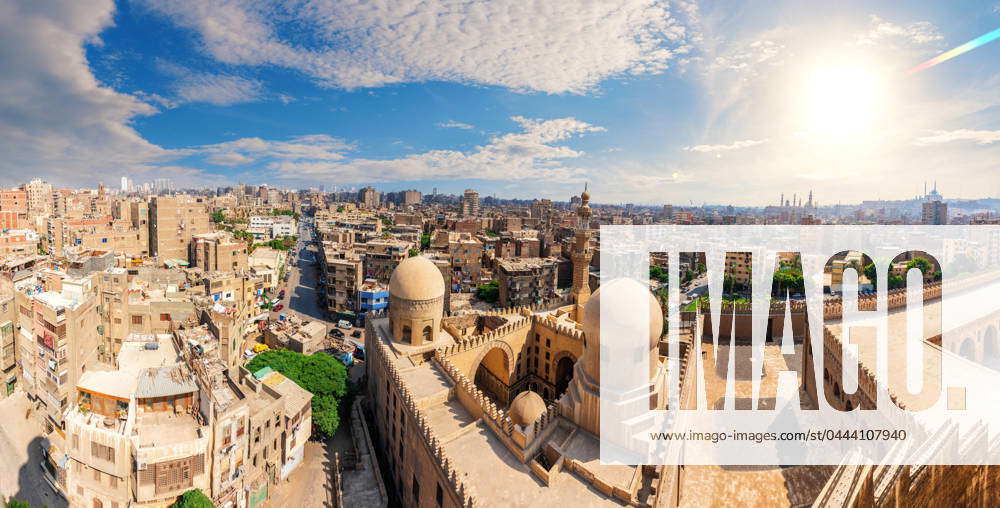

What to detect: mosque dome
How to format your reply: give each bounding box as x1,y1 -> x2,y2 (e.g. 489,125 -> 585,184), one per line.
509,390 -> 546,426
580,278 -> 662,384
388,256 -> 445,301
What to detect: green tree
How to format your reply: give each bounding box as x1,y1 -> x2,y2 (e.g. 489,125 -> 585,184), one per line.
408,248 -> 419,257
336,206 -> 346,212
905,257 -> 935,280
420,233 -> 431,250
649,265 -> 669,283
5,500 -> 36,508
863,263 -> 878,289
210,210 -> 225,223
475,280 -> 499,303
173,488 -> 215,508
247,350 -> 348,436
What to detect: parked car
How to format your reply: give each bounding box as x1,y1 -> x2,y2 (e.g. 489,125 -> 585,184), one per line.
337,320 -> 353,330
330,329 -> 345,338
278,290 -> 286,299
274,304 -> 284,311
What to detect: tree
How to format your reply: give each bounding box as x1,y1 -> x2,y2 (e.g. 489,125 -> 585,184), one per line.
905,257 -> 935,280
649,265 -> 669,283
420,233 -> 431,250
210,210 -> 225,223
173,489 -> 215,508
247,350 -> 348,436
475,281 -> 499,303
336,206 -> 346,212
408,248 -> 419,257
863,263 -> 878,289
5,500 -> 36,508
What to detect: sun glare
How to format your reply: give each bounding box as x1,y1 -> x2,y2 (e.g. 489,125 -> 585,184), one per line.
801,66 -> 882,137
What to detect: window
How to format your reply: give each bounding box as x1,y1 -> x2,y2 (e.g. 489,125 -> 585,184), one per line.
91,442 -> 114,463
436,484 -> 444,507
94,468 -> 101,481
131,315 -> 142,325
546,338 -> 551,348
412,474 -> 420,501
159,313 -> 170,321
72,434 -> 79,450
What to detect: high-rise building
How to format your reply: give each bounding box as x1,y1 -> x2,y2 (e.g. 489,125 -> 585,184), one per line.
22,178 -> 53,217
402,189 -> 422,205
461,188 -> 480,217
148,195 -> 212,260
359,186 -> 380,209
922,200 -> 948,225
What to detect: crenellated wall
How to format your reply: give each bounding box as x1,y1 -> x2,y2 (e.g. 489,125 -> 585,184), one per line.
367,326 -> 478,507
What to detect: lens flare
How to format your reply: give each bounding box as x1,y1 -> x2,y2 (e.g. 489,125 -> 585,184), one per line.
908,27 -> 1000,75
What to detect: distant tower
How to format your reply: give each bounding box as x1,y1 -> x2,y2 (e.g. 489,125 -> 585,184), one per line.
121,176 -> 128,192
571,185 -> 593,313
780,193 -> 784,208
806,190 -> 813,208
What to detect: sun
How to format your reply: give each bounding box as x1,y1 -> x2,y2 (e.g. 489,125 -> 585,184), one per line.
800,66 -> 883,137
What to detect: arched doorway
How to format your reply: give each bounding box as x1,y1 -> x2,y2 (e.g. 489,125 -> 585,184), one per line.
959,337 -> 975,360
475,347 -> 512,405
402,325 -> 412,344
984,326 -> 999,369
554,354 -> 576,397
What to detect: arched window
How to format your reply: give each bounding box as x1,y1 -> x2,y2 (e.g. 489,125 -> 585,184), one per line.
422,325 -> 432,342
94,499 -> 104,508
402,325 -> 412,344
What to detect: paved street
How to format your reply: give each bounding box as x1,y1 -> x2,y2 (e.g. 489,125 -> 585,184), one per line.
272,219 -> 330,327
0,391 -> 67,508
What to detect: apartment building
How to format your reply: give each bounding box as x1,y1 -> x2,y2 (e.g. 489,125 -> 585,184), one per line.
96,267 -> 197,362
0,229 -> 39,257
248,215 -> 296,239
362,239 -> 413,283
320,242 -> 363,318
191,232 -> 249,273
148,195 -> 212,261
17,275 -> 102,430
461,188 -> 480,217
496,257 -> 559,307
447,234 -> 483,289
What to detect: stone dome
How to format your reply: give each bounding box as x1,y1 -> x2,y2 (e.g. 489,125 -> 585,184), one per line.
388,256 -> 445,301
509,390 -> 546,426
580,278 -> 663,384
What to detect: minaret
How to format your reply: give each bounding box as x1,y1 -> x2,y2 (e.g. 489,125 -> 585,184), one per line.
806,190 -> 813,209
571,185 -> 593,314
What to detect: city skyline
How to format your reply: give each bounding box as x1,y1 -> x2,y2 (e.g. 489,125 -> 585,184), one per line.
2,1 -> 999,205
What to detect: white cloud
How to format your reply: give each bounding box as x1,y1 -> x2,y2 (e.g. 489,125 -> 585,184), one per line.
175,73 -> 262,106
196,134 -> 354,165
158,62 -> 263,106
436,121 -> 474,130
856,15 -> 944,48
137,0 -> 694,94
914,130 -> 1000,146
231,116 -> 603,183
685,139 -> 768,152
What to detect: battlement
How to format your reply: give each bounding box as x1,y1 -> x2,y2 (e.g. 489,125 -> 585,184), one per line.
369,335 -> 478,507
530,314 -> 584,341
470,294 -> 572,317
436,315 -> 533,358
701,281 -> 944,319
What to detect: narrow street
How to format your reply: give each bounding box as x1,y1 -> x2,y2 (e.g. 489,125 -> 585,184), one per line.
264,215 -> 376,508
0,391 -> 68,508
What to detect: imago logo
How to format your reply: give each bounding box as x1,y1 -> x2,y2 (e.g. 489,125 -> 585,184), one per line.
597,226 -> 1000,466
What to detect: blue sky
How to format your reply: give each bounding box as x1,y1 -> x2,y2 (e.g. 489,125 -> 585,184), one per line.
1,0 -> 998,204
